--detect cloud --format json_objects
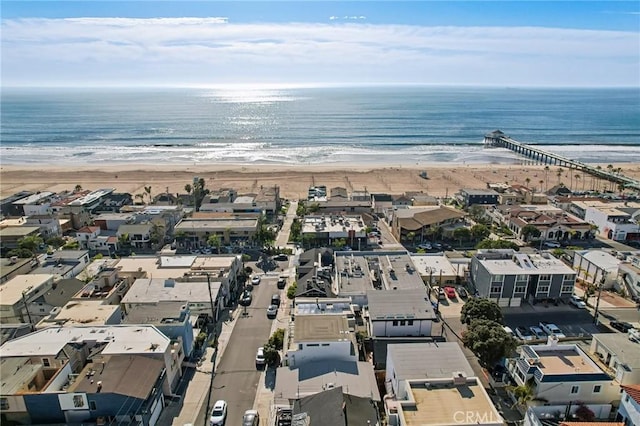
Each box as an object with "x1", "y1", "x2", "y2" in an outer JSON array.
[
  {"x1": 329, "y1": 15, "x2": 366, "y2": 21},
  {"x1": 1, "y1": 17, "x2": 638, "y2": 86}
]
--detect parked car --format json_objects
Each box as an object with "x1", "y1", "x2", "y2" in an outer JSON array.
[
  {"x1": 251, "y1": 275, "x2": 261, "y2": 285},
  {"x1": 210, "y1": 400, "x2": 227, "y2": 426},
  {"x1": 628, "y1": 328, "x2": 640, "y2": 343},
  {"x1": 432, "y1": 243, "x2": 443, "y2": 250},
  {"x1": 266, "y1": 304, "x2": 278, "y2": 318},
  {"x1": 539, "y1": 321, "x2": 566, "y2": 338},
  {"x1": 277, "y1": 277, "x2": 287, "y2": 289},
  {"x1": 569, "y1": 295, "x2": 587, "y2": 309},
  {"x1": 271, "y1": 293, "x2": 281, "y2": 307},
  {"x1": 543, "y1": 241, "x2": 561, "y2": 248},
  {"x1": 515, "y1": 326, "x2": 534, "y2": 341},
  {"x1": 529, "y1": 326, "x2": 547, "y2": 340},
  {"x1": 239, "y1": 290, "x2": 253, "y2": 306},
  {"x1": 433, "y1": 286, "x2": 446, "y2": 300},
  {"x1": 503, "y1": 326, "x2": 515, "y2": 338},
  {"x1": 273, "y1": 254, "x2": 288, "y2": 261},
  {"x1": 242, "y1": 409, "x2": 260, "y2": 426},
  {"x1": 610, "y1": 320, "x2": 634, "y2": 333},
  {"x1": 255, "y1": 347, "x2": 265, "y2": 368},
  {"x1": 444, "y1": 286, "x2": 456, "y2": 299},
  {"x1": 457, "y1": 287, "x2": 468, "y2": 298},
  {"x1": 417, "y1": 243, "x2": 432, "y2": 250}
]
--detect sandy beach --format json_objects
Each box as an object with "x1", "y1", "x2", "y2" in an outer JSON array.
[{"x1": 2, "y1": 162, "x2": 640, "y2": 200}]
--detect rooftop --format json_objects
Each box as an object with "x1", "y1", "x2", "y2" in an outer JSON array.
[
  {"x1": 410, "y1": 254, "x2": 459, "y2": 278},
  {"x1": 576, "y1": 250, "x2": 621, "y2": 270},
  {"x1": 175, "y1": 217, "x2": 258, "y2": 231},
  {"x1": 37, "y1": 301, "x2": 120, "y2": 328},
  {"x1": 519, "y1": 344, "x2": 610, "y2": 382},
  {"x1": 367, "y1": 289, "x2": 436, "y2": 321},
  {"x1": 293, "y1": 315, "x2": 352, "y2": 342},
  {"x1": 334, "y1": 251, "x2": 425, "y2": 297},
  {"x1": 301, "y1": 215, "x2": 366, "y2": 235},
  {"x1": 122, "y1": 278, "x2": 221, "y2": 305},
  {"x1": 68, "y1": 354, "x2": 165, "y2": 399},
  {"x1": 0, "y1": 226, "x2": 41, "y2": 237},
  {"x1": 478, "y1": 251, "x2": 575, "y2": 275},
  {"x1": 0, "y1": 274, "x2": 54, "y2": 305},
  {"x1": 592, "y1": 333, "x2": 640, "y2": 370},
  {"x1": 387, "y1": 343, "x2": 475, "y2": 380},
  {"x1": 460, "y1": 188, "x2": 500, "y2": 196},
  {"x1": 396, "y1": 378, "x2": 501, "y2": 426},
  {"x1": 0, "y1": 325, "x2": 170, "y2": 358},
  {"x1": 12, "y1": 191, "x2": 54, "y2": 205}
]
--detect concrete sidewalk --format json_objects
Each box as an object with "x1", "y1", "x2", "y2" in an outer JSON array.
[{"x1": 156, "y1": 307, "x2": 241, "y2": 426}]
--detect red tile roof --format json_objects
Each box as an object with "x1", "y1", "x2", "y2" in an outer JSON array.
[{"x1": 622, "y1": 384, "x2": 640, "y2": 404}]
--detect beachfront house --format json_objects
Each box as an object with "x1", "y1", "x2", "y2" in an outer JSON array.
[
  {"x1": 470, "y1": 249, "x2": 576, "y2": 306},
  {"x1": 300, "y1": 214, "x2": 368, "y2": 249},
  {"x1": 173, "y1": 214, "x2": 259, "y2": 248},
  {"x1": 456, "y1": 188, "x2": 500, "y2": 208}
]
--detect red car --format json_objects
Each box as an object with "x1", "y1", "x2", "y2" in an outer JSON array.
[{"x1": 444, "y1": 286, "x2": 456, "y2": 299}]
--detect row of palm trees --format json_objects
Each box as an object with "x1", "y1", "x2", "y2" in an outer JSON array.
[{"x1": 530, "y1": 164, "x2": 626, "y2": 193}]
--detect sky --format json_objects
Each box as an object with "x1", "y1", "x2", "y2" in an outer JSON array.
[{"x1": 1, "y1": 1, "x2": 639, "y2": 87}]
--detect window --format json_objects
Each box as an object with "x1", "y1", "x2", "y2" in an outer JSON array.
[
  {"x1": 407, "y1": 320, "x2": 414, "y2": 326},
  {"x1": 516, "y1": 274, "x2": 528, "y2": 282},
  {"x1": 392, "y1": 320, "x2": 398, "y2": 326},
  {"x1": 564, "y1": 274, "x2": 574, "y2": 281},
  {"x1": 537, "y1": 285, "x2": 550, "y2": 293},
  {"x1": 306, "y1": 343, "x2": 319, "y2": 347},
  {"x1": 539, "y1": 275, "x2": 551, "y2": 281},
  {"x1": 593, "y1": 385, "x2": 601, "y2": 393},
  {"x1": 89, "y1": 401, "x2": 97, "y2": 410},
  {"x1": 73, "y1": 395, "x2": 85, "y2": 408},
  {"x1": 561, "y1": 285, "x2": 574, "y2": 293},
  {"x1": 400, "y1": 320, "x2": 406, "y2": 326},
  {"x1": 491, "y1": 285, "x2": 502, "y2": 294},
  {"x1": 42, "y1": 358, "x2": 50, "y2": 367},
  {"x1": 570, "y1": 385, "x2": 579, "y2": 394},
  {"x1": 492, "y1": 275, "x2": 504, "y2": 283},
  {"x1": 0, "y1": 398, "x2": 9, "y2": 410},
  {"x1": 514, "y1": 285, "x2": 527, "y2": 294}
]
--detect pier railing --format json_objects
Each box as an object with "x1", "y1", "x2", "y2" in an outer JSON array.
[{"x1": 484, "y1": 130, "x2": 640, "y2": 191}]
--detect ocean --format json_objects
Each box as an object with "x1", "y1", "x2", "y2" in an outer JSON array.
[{"x1": 1, "y1": 86, "x2": 639, "y2": 165}]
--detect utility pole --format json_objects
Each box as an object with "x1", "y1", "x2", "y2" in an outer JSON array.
[
  {"x1": 593, "y1": 271, "x2": 606, "y2": 325},
  {"x1": 22, "y1": 287, "x2": 34, "y2": 331}
]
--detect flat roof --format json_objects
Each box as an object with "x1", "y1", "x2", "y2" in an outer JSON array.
[
  {"x1": 410, "y1": 254, "x2": 459, "y2": 278},
  {"x1": 68, "y1": 354, "x2": 165, "y2": 399},
  {"x1": 334, "y1": 251, "x2": 425, "y2": 297},
  {"x1": 576, "y1": 250, "x2": 621, "y2": 270},
  {"x1": 367, "y1": 289, "x2": 436, "y2": 321},
  {"x1": 295, "y1": 298, "x2": 353, "y2": 316},
  {"x1": 400, "y1": 379, "x2": 501, "y2": 426},
  {"x1": 294, "y1": 315, "x2": 351, "y2": 342},
  {"x1": 12, "y1": 192, "x2": 54, "y2": 205},
  {"x1": 175, "y1": 218, "x2": 258, "y2": 231},
  {"x1": 521, "y1": 344, "x2": 606, "y2": 379},
  {"x1": 0, "y1": 325, "x2": 170, "y2": 358},
  {"x1": 480, "y1": 252, "x2": 575, "y2": 275},
  {"x1": 0, "y1": 274, "x2": 54, "y2": 305},
  {"x1": 38, "y1": 301, "x2": 120, "y2": 328},
  {"x1": 302, "y1": 215, "x2": 366, "y2": 234},
  {"x1": 460, "y1": 188, "x2": 500, "y2": 196},
  {"x1": 592, "y1": 334, "x2": 640, "y2": 369},
  {"x1": 387, "y1": 343, "x2": 475, "y2": 380},
  {"x1": 0, "y1": 226, "x2": 41, "y2": 237},
  {"x1": 68, "y1": 188, "x2": 114, "y2": 206},
  {"x1": 122, "y1": 278, "x2": 221, "y2": 304},
  {"x1": 0, "y1": 357, "x2": 41, "y2": 395}
]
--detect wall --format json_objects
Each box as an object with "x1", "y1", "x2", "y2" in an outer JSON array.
[
  {"x1": 371, "y1": 319, "x2": 433, "y2": 337},
  {"x1": 535, "y1": 379, "x2": 620, "y2": 405},
  {"x1": 286, "y1": 340, "x2": 354, "y2": 368},
  {"x1": 617, "y1": 391, "x2": 640, "y2": 426}
]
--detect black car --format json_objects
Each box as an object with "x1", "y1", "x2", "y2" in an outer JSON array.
[
  {"x1": 273, "y1": 254, "x2": 288, "y2": 261},
  {"x1": 277, "y1": 277, "x2": 287, "y2": 289},
  {"x1": 610, "y1": 320, "x2": 634, "y2": 332},
  {"x1": 239, "y1": 291, "x2": 253, "y2": 306},
  {"x1": 457, "y1": 287, "x2": 468, "y2": 298}
]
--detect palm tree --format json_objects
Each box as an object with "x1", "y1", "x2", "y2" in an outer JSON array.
[
  {"x1": 574, "y1": 174, "x2": 581, "y2": 192},
  {"x1": 525, "y1": 177, "x2": 531, "y2": 189},
  {"x1": 506, "y1": 380, "x2": 535, "y2": 409},
  {"x1": 74, "y1": 184, "x2": 83, "y2": 193},
  {"x1": 556, "y1": 167, "x2": 563, "y2": 184},
  {"x1": 539, "y1": 180, "x2": 544, "y2": 192},
  {"x1": 544, "y1": 165, "x2": 550, "y2": 190},
  {"x1": 184, "y1": 184, "x2": 192, "y2": 207}
]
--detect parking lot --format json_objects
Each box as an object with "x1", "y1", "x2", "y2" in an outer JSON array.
[{"x1": 503, "y1": 305, "x2": 607, "y2": 339}]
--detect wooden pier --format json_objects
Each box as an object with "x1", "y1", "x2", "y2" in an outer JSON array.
[{"x1": 484, "y1": 130, "x2": 640, "y2": 191}]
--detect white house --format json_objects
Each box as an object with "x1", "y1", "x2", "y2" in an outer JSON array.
[
  {"x1": 573, "y1": 250, "x2": 620, "y2": 289},
  {"x1": 590, "y1": 333, "x2": 640, "y2": 386},
  {"x1": 617, "y1": 385, "x2": 640, "y2": 426},
  {"x1": 75, "y1": 226, "x2": 101, "y2": 249},
  {"x1": 284, "y1": 315, "x2": 356, "y2": 369},
  {"x1": 507, "y1": 339, "x2": 619, "y2": 405},
  {"x1": 366, "y1": 289, "x2": 436, "y2": 337}
]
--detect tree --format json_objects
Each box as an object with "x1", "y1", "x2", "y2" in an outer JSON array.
[
  {"x1": 525, "y1": 177, "x2": 531, "y2": 188},
  {"x1": 521, "y1": 224, "x2": 541, "y2": 242},
  {"x1": 544, "y1": 165, "x2": 550, "y2": 190},
  {"x1": 453, "y1": 227, "x2": 471, "y2": 246},
  {"x1": 556, "y1": 167, "x2": 563, "y2": 183},
  {"x1": 333, "y1": 238, "x2": 347, "y2": 249},
  {"x1": 46, "y1": 236, "x2": 66, "y2": 249},
  {"x1": 461, "y1": 298, "x2": 503, "y2": 324},
  {"x1": 184, "y1": 183, "x2": 192, "y2": 207},
  {"x1": 192, "y1": 178, "x2": 209, "y2": 211},
  {"x1": 406, "y1": 231, "x2": 416, "y2": 244},
  {"x1": 470, "y1": 224, "x2": 490, "y2": 241},
  {"x1": 468, "y1": 205, "x2": 487, "y2": 224},
  {"x1": 268, "y1": 328, "x2": 285, "y2": 350},
  {"x1": 207, "y1": 234, "x2": 222, "y2": 251},
  {"x1": 506, "y1": 381, "x2": 535, "y2": 408},
  {"x1": 462, "y1": 319, "x2": 517, "y2": 366},
  {"x1": 74, "y1": 184, "x2": 83, "y2": 193},
  {"x1": 286, "y1": 281, "x2": 297, "y2": 299},
  {"x1": 290, "y1": 219, "x2": 302, "y2": 242},
  {"x1": 574, "y1": 403, "x2": 595, "y2": 421},
  {"x1": 6, "y1": 248, "x2": 34, "y2": 258},
  {"x1": 18, "y1": 235, "x2": 43, "y2": 253},
  {"x1": 539, "y1": 180, "x2": 544, "y2": 192},
  {"x1": 475, "y1": 239, "x2": 519, "y2": 250},
  {"x1": 296, "y1": 200, "x2": 307, "y2": 216}
]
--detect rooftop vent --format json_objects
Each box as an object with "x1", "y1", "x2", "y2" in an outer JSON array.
[{"x1": 452, "y1": 372, "x2": 467, "y2": 385}]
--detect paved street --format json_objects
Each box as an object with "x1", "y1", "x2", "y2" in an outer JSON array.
[
  {"x1": 275, "y1": 200, "x2": 297, "y2": 249},
  {"x1": 193, "y1": 275, "x2": 278, "y2": 426}
]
